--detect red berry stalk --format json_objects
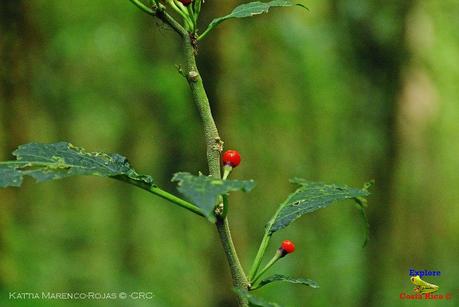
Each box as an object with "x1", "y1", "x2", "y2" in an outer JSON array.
[
  {"x1": 251, "y1": 240, "x2": 296, "y2": 285},
  {"x1": 222, "y1": 150, "x2": 241, "y2": 180}
]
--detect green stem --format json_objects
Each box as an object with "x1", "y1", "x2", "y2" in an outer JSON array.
[
  {"x1": 115, "y1": 177, "x2": 205, "y2": 217},
  {"x1": 182, "y1": 36, "x2": 221, "y2": 177},
  {"x1": 182, "y1": 34, "x2": 249, "y2": 307},
  {"x1": 251, "y1": 251, "x2": 281, "y2": 285},
  {"x1": 129, "y1": 0, "x2": 155, "y2": 15},
  {"x1": 167, "y1": 0, "x2": 194, "y2": 31},
  {"x1": 130, "y1": 2, "x2": 249, "y2": 304},
  {"x1": 216, "y1": 218, "x2": 249, "y2": 303},
  {"x1": 248, "y1": 232, "x2": 271, "y2": 282},
  {"x1": 129, "y1": 0, "x2": 188, "y2": 38},
  {"x1": 248, "y1": 196, "x2": 287, "y2": 281},
  {"x1": 148, "y1": 185, "x2": 204, "y2": 217},
  {"x1": 197, "y1": 25, "x2": 212, "y2": 41}
]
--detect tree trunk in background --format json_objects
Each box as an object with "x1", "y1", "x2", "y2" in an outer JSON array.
[
  {"x1": 331, "y1": 1, "x2": 414, "y2": 306},
  {"x1": 0, "y1": 0, "x2": 36, "y2": 151},
  {"x1": 0, "y1": 0, "x2": 36, "y2": 289}
]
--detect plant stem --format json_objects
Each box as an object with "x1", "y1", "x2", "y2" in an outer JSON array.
[
  {"x1": 249, "y1": 196, "x2": 286, "y2": 281},
  {"x1": 251, "y1": 250, "x2": 281, "y2": 284},
  {"x1": 182, "y1": 36, "x2": 221, "y2": 177},
  {"x1": 129, "y1": 0, "x2": 188, "y2": 38},
  {"x1": 115, "y1": 177, "x2": 205, "y2": 217},
  {"x1": 216, "y1": 218, "x2": 249, "y2": 305},
  {"x1": 149, "y1": 186, "x2": 204, "y2": 216},
  {"x1": 129, "y1": 0, "x2": 154, "y2": 15},
  {"x1": 129, "y1": 2, "x2": 249, "y2": 304},
  {"x1": 182, "y1": 34, "x2": 249, "y2": 306},
  {"x1": 197, "y1": 26, "x2": 212, "y2": 41},
  {"x1": 248, "y1": 231, "x2": 271, "y2": 281}
]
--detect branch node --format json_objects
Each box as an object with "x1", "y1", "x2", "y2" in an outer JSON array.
[
  {"x1": 190, "y1": 33, "x2": 198, "y2": 53},
  {"x1": 187, "y1": 70, "x2": 199, "y2": 82},
  {"x1": 175, "y1": 64, "x2": 187, "y2": 78},
  {"x1": 214, "y1": 203, "x2": 224, "y2": 217},
  {"x1": 213, "y1": 137, "x2": 224, "y2": 153}
]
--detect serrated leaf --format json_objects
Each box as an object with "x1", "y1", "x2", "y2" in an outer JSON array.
[
  {"x1": 269, "y1": 179, "x2": 370, "y2": 234},
  {"x1": 172, "y1": 172, "x2": 255, "y2": 221},
  {"x1": 255, "y1": 274, "x2": 319, "y2": 290},
  {"x1": 199, "y1": 0, "x2": 307, "y2": 39},
  {"x1": 234, "y1": 289, "x2": 282, "y2": 307},
  {"x1": 0, "y1": 142, "x2": 153, "y2": 188}
]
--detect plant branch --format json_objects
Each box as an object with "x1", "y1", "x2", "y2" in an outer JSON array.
[
  {"x1": 182, "y1": 34, "x2": 249, "y2": 306},
  {"x1": 131, "y1": 1, "x2": 250, "y2": 303},
  {"x1": 182, "y1": 35, "x2": 222, "y2": 177},
  {"x1": 129, "y1": 0, "x2": 188, "y2": 37},
  {"x1": 216, "y1": 218, "x2": 249, "y2": 304},
  {"x1": 129, "y1": 0, "x2": 154, "y2": 15}
]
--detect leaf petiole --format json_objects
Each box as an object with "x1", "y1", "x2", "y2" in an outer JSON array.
[
  {"x1": 248, "y1": 232, "x2": 272, "y2": 282},
  {"x1": 115, "y1": 176, "x2": 205, "y2": 218},
  {"x1": 251, "y1": 249, "x2": 282, "y2": 286}
]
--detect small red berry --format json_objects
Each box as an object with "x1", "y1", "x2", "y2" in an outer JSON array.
[
  {"x1": 178, "y1": 0, "x2": 193, "y2": 6},
  {"x1": 281, "y1": 240, "x2": 295, "y2": 254},
  {"x1": 222, "y1": 150, "x2": 241, "y2": 168}
]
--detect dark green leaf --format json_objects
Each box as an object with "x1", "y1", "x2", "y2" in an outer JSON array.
[
  {"x1": 200, "y1": 1, "x2": 307, "y2": 39},
  {"x1": 172, "y1": 172, "x2": 255, "y2": 221},
  {"x1": 0, "y1": 142, "x2": 153, "y2": 188},
  {"x1": 254, "y1": 274, "x2": 319, "y2": 290},
  {"x1": 269, "y1": 179, "x2": 370, "y2": 234},
  {"x1": 234, "y1": 289, "x2": 282, "y2": 307}
]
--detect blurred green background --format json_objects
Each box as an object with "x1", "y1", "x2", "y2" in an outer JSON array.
[{"x1": 0, "y1": 0, "x2": 458, "y2": 306}]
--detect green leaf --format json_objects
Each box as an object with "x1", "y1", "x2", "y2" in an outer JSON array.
[
  {"x1": 172, "y1": 172, "x2": 255, "y2": 221},
  {"x1": 199, "y1": 0, "x2": 307, "y2": 40},
  {"x1": 234, "y1": 289, "x2": 282, "y2": 307},
  {"x1": 254, "y1": 274, "x2": 319, "y2": 290},
  {"x1": 0, "y1": 142, "x2": 153, "y2": 188},
  {"x1": 269, "y1": 179, "x2": 370, "y2": 234}
]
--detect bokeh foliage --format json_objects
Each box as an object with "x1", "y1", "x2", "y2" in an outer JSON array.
[{"x1": 0, "y1": 0, "x2": 458, "y2": 306}]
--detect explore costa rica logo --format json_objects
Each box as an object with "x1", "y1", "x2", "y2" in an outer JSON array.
[
  {"x1": 410, "y1": 275, "x2": 439, "y2": 294},
  {"x1": 399, "y1": 268, "x2": 452, "y2": 300}
]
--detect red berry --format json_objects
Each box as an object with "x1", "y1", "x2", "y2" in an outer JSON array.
[
  {"x1": 222, "y1": 150, "x2": 241, "y2": 168},
  {"x1": 281, "y1": 240, "x2": 295, "y2": 254},
  {"x1": 178, "y1": 0, "x2": 193, "y2": 6}
]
